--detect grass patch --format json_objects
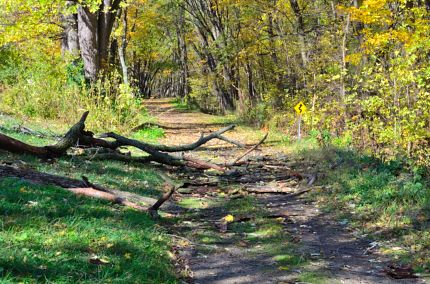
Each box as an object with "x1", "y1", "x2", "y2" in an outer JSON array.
[
  {"x1": 170, "y1": 98, "x2": 199, "y2": 112},
  {"x1": 177, "y1": 197, "x2": 219, "y2": 209},
  {"x1": 131, "y1": 127, "x2": 165, "y2": 142},
  {"x1": 0, "y1": 120, "x2": 179, "y2": 282},
  {"x1": 0, "y1": 178, "x2": 177, "y2": 283},
  {"x1": 297, "y1": 147, "x2": 430, "y2": 272}
]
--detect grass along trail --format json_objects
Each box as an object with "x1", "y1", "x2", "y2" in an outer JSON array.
[{"x1": 145, "y1": 98, "x2": 428, "y2": 284}]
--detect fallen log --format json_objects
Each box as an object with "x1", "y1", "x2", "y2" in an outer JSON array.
[
  {"x1": 100, "y1": 124, "x2": 237, "y2": 153},
  {"x1": 0, "y1": 111, "x2": 233, "y2": 172},
  {"x1": 98, "y1": 132, "x2": 226, "y2": 171},
  {"x1": 0, "y1": 111, "x2": 89, "y2": 158},
  {"x1": 0, "y1": 164, "x2": 174, "y2": 214},
  {"x1": 245, "y1": 185, "x2": 297, "y2": 194}
]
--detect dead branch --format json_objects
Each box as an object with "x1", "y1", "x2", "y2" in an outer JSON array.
[
  {"x1": 97, "y1": 132, "x2": 226, "y2": 171},
  {"x1": 227, "y1": 132, "x2": 268, "y2": 166},
  {"x1": 0, "y1": 112, "x2": 234, "y2": 172},
  {"x1": 147, "y1": 172, "x2": 184, "y2": 217},
  {"x1": 0, "y1": 111, "x2": 89, "y2": 158},
  {"x1": 101, "y1": 124, "x2": 237, "y2": 152},
  {"x1": 183, "y1": 155, "x2": 226, "y2": 172},
  {"x1": 216, "y1": 134, "x2": 245, "y2": 148},
  {"x1": 245, "y1": 185, "x2": 297, "y2": 194},
  {"x1": 0, "y1": 164, "x2": 181, "y2": 214}
]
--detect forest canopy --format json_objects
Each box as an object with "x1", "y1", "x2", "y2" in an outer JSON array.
[{"x1": 0, "y1": 0, "x2": 429, "y2": 165}]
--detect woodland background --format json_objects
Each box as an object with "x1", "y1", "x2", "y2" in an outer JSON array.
[{"x1": 0, "y1": 0, "x2": 429, "y2": 167}]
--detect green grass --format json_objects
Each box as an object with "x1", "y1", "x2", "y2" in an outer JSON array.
[
  {"x1": 131, "y1": 127, "x2": 165, "y2": 142},
  {"x1": 170, "y1": 98, "x2": 199, "y2": 112},
  {"x1": 0, "y1": 178, "x2": 176, "y2": 283},
  {"x1": 297, "y1": 147, "x2": 430, "y2": 272},
  {"x1": 0, "y1": 119, "x2": 179, "y2": 283}
]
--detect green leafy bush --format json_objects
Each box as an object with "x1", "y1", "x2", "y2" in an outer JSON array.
[{"x1": 0, "y1": 52, "x2": 144, "y2": 132}]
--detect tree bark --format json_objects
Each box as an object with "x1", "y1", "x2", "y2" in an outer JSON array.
[
  {"x1": 0, "y1": 112, "x2": 89, "y2": 158},
  {"x1": 76, "y1": 0, "x2": 122, "y2": 81},
  {"x1": 78, "y1": 6, "x2": 99, "y2": 81},
  {"x1": 61, "y1": 1, "x2": 80, "y2": 56},
  {"x1": 118, "y1": 7, "x2": 129, "y2": 84}
]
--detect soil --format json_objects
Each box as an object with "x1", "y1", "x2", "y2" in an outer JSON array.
[{"x1": 145, "y1": 98, "x2": 427, "y2": 284}]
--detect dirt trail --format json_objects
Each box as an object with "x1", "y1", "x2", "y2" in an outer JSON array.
[{"x1": 145, "y1": 98, "x2": 426, "y2": 284}]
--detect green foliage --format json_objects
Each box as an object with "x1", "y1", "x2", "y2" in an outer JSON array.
[
  {"x1": 0, "y1": 45, "x2": 21, "y2": 85},
  {"x1": 171, "y1": 97, "x2": 199, "y2": 112},
  {"x1": 310, "y1": 148, "x2": 430, "y2": 271},
  {"x1": 66, "y1": 59, "x2": 85, "y2": 87},
  {"x1": 0, "y1": 52, "x2": 144, "y2": 132},
  {"x1": 132, "y1": 127, "x2": 165, "y2": 142},
  {"x1": 240, "y1": 102, "x2": 269, "y2": 127}
]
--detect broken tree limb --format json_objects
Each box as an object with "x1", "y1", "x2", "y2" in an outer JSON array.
[
  {"x1": 183, "y1": 155, "x2": 227, "y2": 172},
  {"x1": 0, "y1": 111, "x2": 89, "y2": 158},
  {"x1": 97, "y1": 132, "x2": 226, "y2": 171},
  {"x1": 0, "y1": 164, "x2": 153, "y2": 213},
  {"x1": 227, "y1": 132, "x2": 269, "y2": 166},
  {"x1": 101, "y1": 124, "x2": 237, "y2": 153},
  {"x1": 147, "y1": 172, "x2": 184, "y2": 217},
  {"x1": 217, "y1": 134, "x2": 245, "y2": 148}
]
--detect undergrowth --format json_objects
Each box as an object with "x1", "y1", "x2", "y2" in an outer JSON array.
[
  {"x1": 298, "y1": 146, "x2": 430, "y2": 272},
  {"x1": 0, "y1": 48, "x2": 144, "y2": 133}
]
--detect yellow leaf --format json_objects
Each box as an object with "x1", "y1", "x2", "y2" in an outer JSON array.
[{"x1": 224, "y1": 214, "x2": 234, "y2": 223}]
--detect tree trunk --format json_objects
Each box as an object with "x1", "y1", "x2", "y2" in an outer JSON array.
[
  {"x1": 61, "y1": 1, "x2": 79, "y2": 56},
  {"x1": 77, "y1": 0, "x2": 121, "y2": 81},
  {"x1": 118, "y1": 7, "x2": 129, "y2": 84},
  {"x1": 176, "y1": 6, "x2": 189, "y2": 98},
  {"x1": 289, "y1": 0, "x2": 308, "y2": 67},
  {"x1": 78, "y1": 6, "x2": 99, "y2": 81}
]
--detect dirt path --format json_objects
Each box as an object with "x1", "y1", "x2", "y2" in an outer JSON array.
[{"x1": 145, "y1": 98, "x2": 426, "y2": 284}]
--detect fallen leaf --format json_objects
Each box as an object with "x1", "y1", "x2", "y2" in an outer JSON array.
[
  {"x1": 89, "y1": 255, "x2": 110, "y2": 265},
  {"x1": 223, "y1": 214, "x2": 234, "y2": 223}
]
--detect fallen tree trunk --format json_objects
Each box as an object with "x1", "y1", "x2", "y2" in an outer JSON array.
[
  {"x1": 99, "y1": 124, "x2": 237, "y2": 152},
  {"x1": 0, "y1": 164, "x2": 174, "y2": 213},
  {"x1": 0, "y1": 111, "x2": 230, "y2": 171},
  {"x1": 0, "y1": 111, "x2": 89, "y2": 158},
  {"x1": 97, "y1": 132, "x2": 227, "y2": 171}
]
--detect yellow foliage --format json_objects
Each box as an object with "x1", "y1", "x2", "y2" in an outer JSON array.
[{"x1": 223, "y1": 214, "x2": 234, "y2": 223}]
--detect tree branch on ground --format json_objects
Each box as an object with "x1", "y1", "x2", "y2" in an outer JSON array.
[
  {"x1": 0, "y1": 164, "x2": 178, "y2": 214},
  {"x1": 227, "y1": 132, "x2": 268, "y2": 166},
  {"x1": 0, "y1": 111, "x2": 89, "y2": 158}
]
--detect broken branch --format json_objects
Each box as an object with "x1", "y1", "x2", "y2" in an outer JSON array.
[{"x1": 228, "y1": 132, "x2": 268, "y2": 166}]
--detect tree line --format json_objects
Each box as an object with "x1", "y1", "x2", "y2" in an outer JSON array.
[{"x1": 0, "y1": 0, "x2": 429, "y2": 165}]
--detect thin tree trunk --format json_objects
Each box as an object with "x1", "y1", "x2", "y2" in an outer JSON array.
[
  {"x1": 118, "y1": 7, "x2": 129, "y2": 84},
  {"x1": 289, "y1": 0, "x2": 308, "y2": 67}
]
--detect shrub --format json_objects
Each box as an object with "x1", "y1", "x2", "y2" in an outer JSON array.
[{"x1": 0, "y1": 51, "x2": 144, "y2": 133}]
